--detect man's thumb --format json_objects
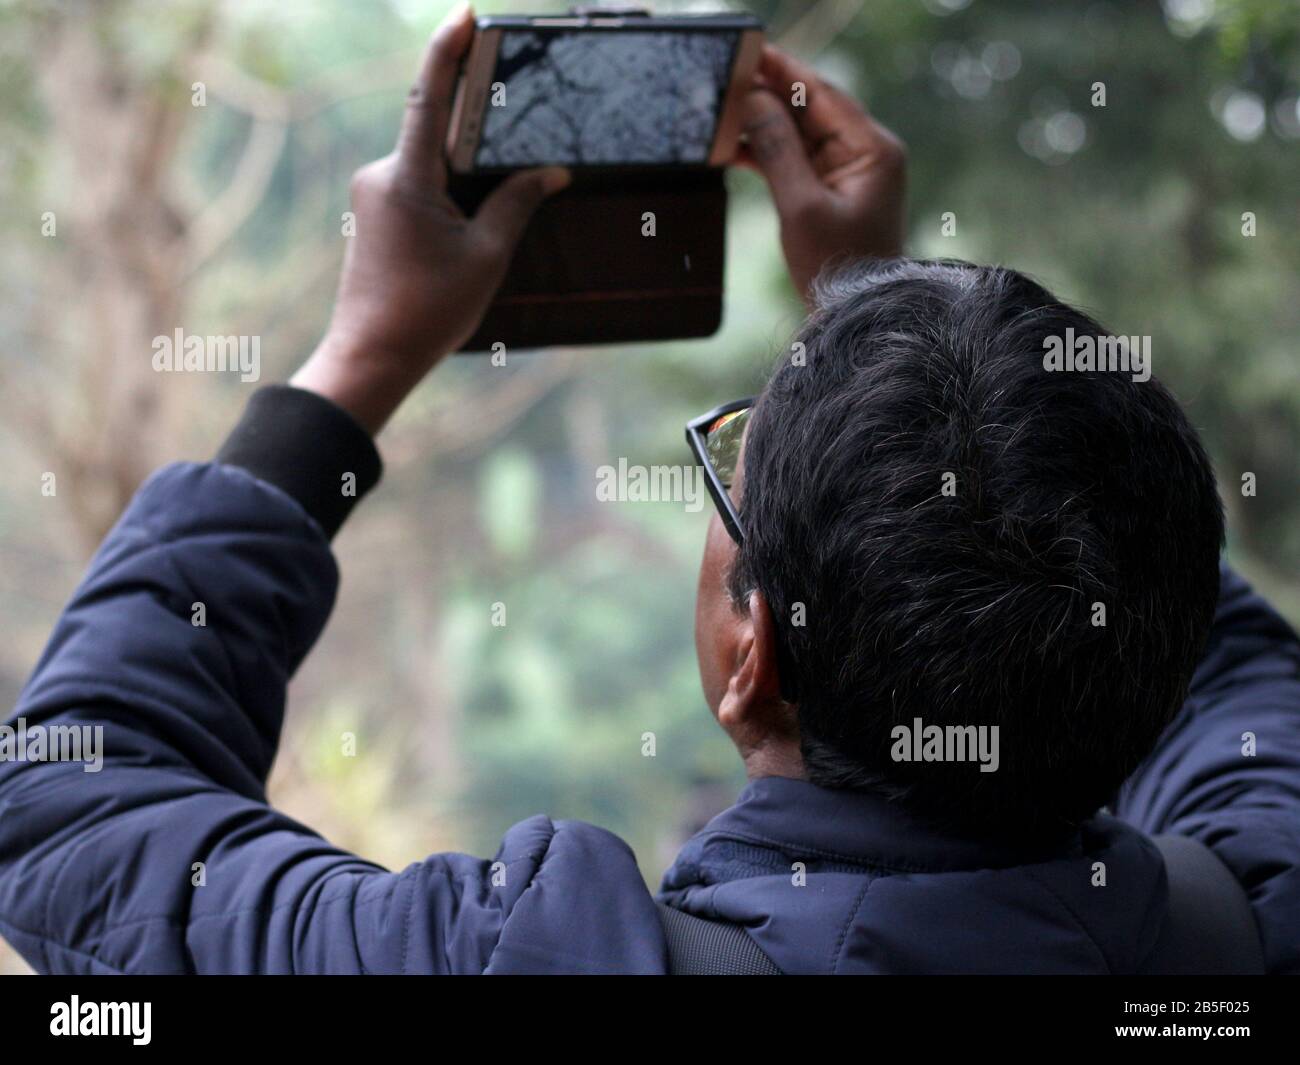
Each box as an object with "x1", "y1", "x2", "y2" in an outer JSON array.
[{"x1": 476, "y1": 166, "x2": 571, "y2": 250}]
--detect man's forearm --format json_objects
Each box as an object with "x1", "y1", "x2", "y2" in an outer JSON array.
[
  {"x1": 0, "y1": 447, "x2": 350, "y2": 971},
  {"x1": 289, "y1": 337, "x2": 428, "y2": 437}
]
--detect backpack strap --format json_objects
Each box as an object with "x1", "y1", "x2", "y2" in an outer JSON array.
[
  {"x1": 657, "y1": 902, "x2": 782, "y2": 975},
  {"x1": 1143, "y1": 834, "x2": 1265, "y2": 974}
]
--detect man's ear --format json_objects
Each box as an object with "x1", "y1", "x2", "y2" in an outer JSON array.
[{"x1": 717, "y1": 590, "x2": 792, "y2": 737}]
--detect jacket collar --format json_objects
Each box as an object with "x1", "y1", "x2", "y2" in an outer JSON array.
[{"x1": 665, "y1": 775, "x2": 1083, "y2": 883}]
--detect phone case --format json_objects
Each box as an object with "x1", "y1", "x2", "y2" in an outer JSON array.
[{"x1": 448, "y1": 168, "x2": 727, "y2": 351}]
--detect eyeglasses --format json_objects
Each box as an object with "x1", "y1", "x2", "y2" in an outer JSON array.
[{"x1": 685, "y1": 397, "x2": 754, "y2": 545}]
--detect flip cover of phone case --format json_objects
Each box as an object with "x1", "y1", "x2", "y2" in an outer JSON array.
[{"x1": 449, "y1": 168, "x2": 726, "y2": 351}]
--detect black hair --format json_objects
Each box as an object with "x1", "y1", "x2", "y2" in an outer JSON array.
[{"x1": 730, "y1": 258, "x2": 1224, "y2": 837}]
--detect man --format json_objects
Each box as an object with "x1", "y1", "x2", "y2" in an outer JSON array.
[{"x1": 1, "y1": 6, "x2": 1297, "y2": 975}]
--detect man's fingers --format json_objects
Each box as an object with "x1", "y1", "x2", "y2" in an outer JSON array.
[
  {"x1": 740, "y1": 88, "x2": 823, "y2": 217},
  {"x1": 395, "y1": 1, "x2": 475, "y2": 187},
  {"x1": 475, "y1": 167, "x2": 571, "y2": 253},
  {"x1": 758, "y1": 44, "x2": 897, "y2": 170},
  {"x1": 759, "y1": 45, "x2": 848, "y2": 126}
]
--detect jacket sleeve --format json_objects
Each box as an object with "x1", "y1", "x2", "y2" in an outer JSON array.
[
  {"x1": 0, "y1": 391, "x2": 659, "y2": 974},
  {"x1": 1114, "y1": 561, "x2": 1300, "y2": 974}
]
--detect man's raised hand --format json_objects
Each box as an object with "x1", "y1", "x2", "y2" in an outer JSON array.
[
  {"x1": 293, "y1": 2, "x2": 569, "y2": 434},
  {"x1": 739, "y1": 45, "x2": 907, "y2": 302}
]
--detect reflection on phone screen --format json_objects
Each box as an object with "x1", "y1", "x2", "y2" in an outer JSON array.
[{"x1": 477, "y1": 30, "x2": 741, "y2": 167}]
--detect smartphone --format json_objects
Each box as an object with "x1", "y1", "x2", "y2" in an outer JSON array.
[{"x1": 447, "y1": 10, "x2": 764, "y2": 173}]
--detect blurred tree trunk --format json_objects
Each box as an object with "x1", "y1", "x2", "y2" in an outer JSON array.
[{"x1": 27, "y1": 1, "x2": 215, "y2": 549}]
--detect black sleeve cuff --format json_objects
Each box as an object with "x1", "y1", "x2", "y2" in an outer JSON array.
[{"x1": 215, "y1": 385, "x2": 383, "y2": 539}]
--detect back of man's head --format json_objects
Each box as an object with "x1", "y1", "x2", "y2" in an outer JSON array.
[{"x1": 733, "y1": 258, "x2": 1225, "y2": 837}]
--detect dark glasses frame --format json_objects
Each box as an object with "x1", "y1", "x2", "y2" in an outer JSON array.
[{"x1": 685, "y1": 396, "x2": 755, "y2": 545}]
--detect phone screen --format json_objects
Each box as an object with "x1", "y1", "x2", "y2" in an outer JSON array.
[{"x1": 475, "y1": 29, "x2": 742, "y2": 168}]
